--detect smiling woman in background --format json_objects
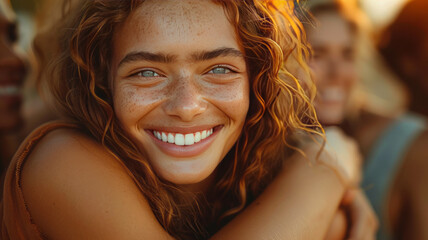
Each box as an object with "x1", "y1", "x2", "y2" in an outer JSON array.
[
  {"x1": 1, "y1": 0, "x2": 372, "y2": 239},
  {"x1": 303, "y1": 0, "x2": 428, "y2": 239}
]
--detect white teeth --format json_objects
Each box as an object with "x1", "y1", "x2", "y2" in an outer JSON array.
[
  {"x1": 153, "y1": 128, "x2": 214, "y2": 146},
  {"x1": 184, "y1": 134, "x2": 194, "y2": 145},
  {"x1": 168, "y1": 133, "x2": 174, "y2": 143},
  {"x1": 153, "y1": 131, "x2": 162, "y2": 141},
  {"x1": 175, "y1": 134, "x2": 185, "y2": 146},
  {"x1": 161, "y1": 132, "x2": 167, "y2": 142},
  {"x1": 194, "y1": 132, "x2": 201, "y2": 143},
  {"x1": 0, "y1": 86, "x2": 20, "y2": 96}
]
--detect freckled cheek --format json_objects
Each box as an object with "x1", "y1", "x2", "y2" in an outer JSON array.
[
  {"x1": 113, "y1": 85, "x2": 166, "y2": 125},
  {"x1": 204, "y1": 82, "x2": 250, "y2": 121}
]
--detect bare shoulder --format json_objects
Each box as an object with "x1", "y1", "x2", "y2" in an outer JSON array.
[
  {"x1": 21, "y1": 128, "x2": 172, "y2": 240},
  {"x1": 23, "y1": 128, "x2": 122, "y2": 176}
]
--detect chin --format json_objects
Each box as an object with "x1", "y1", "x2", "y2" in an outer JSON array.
[
  {"x1": 158, "y1": 168, "x2": 212, "y2": 185},
  {"x1": 316, "y1": 107, "x2": 345, "y2": 126},
  {"x1": 152, "y1": 161, "x2": 219, "y2": 193},
  {"x1": 147, "y1": 148, "x2": 223, "y2": 187}
]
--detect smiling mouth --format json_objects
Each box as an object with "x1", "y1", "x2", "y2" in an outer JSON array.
[{"x1": 151, "y1": 126, "x2": 222, "y2": 147}]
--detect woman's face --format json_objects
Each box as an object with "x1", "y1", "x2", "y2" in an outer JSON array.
[
  {"x1": 0, "y1": 2, "x2": 25, "y2": 132},
  {"x1": 111, "y1": 0, "x2": 249, "y2": 189},
  {"x1": 307, "y1": 11, "x2": 358, "y2": 125}
]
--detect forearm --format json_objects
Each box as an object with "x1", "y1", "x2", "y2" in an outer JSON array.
[{"x1": 211, "y1": 155, "x2": 346, "y2": 240}]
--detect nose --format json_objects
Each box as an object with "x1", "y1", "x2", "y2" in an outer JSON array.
[{"x1": 163, "y1": 76, "x2": 207, "y2": 122}]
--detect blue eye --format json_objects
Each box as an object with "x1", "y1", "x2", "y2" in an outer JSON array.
[
  {"x1": 136, "y1": 70, "x2": 160, "y2": 77},
  {"x1": 208, "y1": 67, "x2": 231, "y2": 74}
]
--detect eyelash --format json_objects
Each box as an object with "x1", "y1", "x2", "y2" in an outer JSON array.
[
  {"x1": 129, "y1": 65, "x2": 237, "y2": 79},
  {"x1": 130, "y1": 69, "x2": 163, "y2": 78},
  {"x1": 207, "y1": 65, "x2": 236, "y2": 75}
]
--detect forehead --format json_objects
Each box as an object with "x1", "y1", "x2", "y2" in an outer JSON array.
[
  {"x1": 112, "y1": 0, "x2": 239, "y2": 64},
  {"x1": 307, "y1": 11, "x2": 354, "y2": 47}
]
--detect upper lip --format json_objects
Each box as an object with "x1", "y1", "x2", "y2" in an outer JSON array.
[{"x1": 146, "y1": 124, "x2": 221, "y2": 134}]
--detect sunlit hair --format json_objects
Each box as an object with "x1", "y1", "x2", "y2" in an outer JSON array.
[{"x1": 39, "y1": 0, "x2": 320, "y2": 239}]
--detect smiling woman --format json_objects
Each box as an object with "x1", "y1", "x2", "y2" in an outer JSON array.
[
  {"x1": 111, "y1": 3, "x2": 249, "y2": 186},
  {"x1": 1, "y1": 0, "x2": 366, "y2": 239}
]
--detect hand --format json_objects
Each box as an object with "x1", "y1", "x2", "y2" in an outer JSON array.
[
  {"x1": 324, "y1": 189, "x2": 378, "y2": 240},
  {"x1": 324, "y1": 208, "x2": 347, "y2": 240},
  {"x1": 344, "y1": 189, "x2": 378, "y2": 240}
]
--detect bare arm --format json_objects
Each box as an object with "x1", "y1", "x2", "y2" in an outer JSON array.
[
  {"x1": 22, "y1": 129, "x2": 173, "y2": 240},
  {"x1": 212, "y1": 150, "x2": 346, "y2": 240},
  {"x1": 21, "y1": 129, "x2": 354, "y2": 240},
  {"x1": 213, "y1": 127, "x2": 363, "y2": 239}
]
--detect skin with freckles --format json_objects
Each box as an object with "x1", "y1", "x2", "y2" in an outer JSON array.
[{"x1": 111, "y1": 0, "x2": 249, "y2": 190}]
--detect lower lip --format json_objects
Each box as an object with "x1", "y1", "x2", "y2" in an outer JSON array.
[{"x1": 147, "y1": 126, "x2": 222, "y2": 158}]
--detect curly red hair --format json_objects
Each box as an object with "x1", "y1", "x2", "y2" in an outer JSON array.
[{"x1": 39, "y1": 0, "x2": 321, "y2": 239}]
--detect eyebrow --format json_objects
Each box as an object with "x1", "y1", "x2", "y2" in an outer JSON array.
[
  {"x1": 190, "y1": 47, "x2": 243, "y2": 62},
  {"x1": 118, "y1": 47, "x2": 244, "y2": 67},
  {"x1": 118, "y1": 51, "x2": 177, "y2": 66}
]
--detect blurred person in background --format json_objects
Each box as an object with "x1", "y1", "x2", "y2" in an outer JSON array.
[
  {"x1": 379, "y1": 0, "x2": 428, "y2": 118},
  {"x1": 0, "y1": 0, "x2": 26, "y2": 173},
  {"x1": 301, "y1": 0, "x2": 428, "y2": 239},
  {"x1": 15, "y1": 0, "x2": 61, "y2": 137}
]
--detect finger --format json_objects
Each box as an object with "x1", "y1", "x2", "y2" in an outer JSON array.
[
  {"x1": 360, "y1": 227, "x2": 376, "y2": 240},
  {"x1": 325, "y1": 209, "x2": 347, "y2": 240},
  {"x1": 341, "y1": 189, "x2": 356, "y2": 206},
  {"x1": 347, "y1": 191, "x2": 378, "y2": 240}
]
